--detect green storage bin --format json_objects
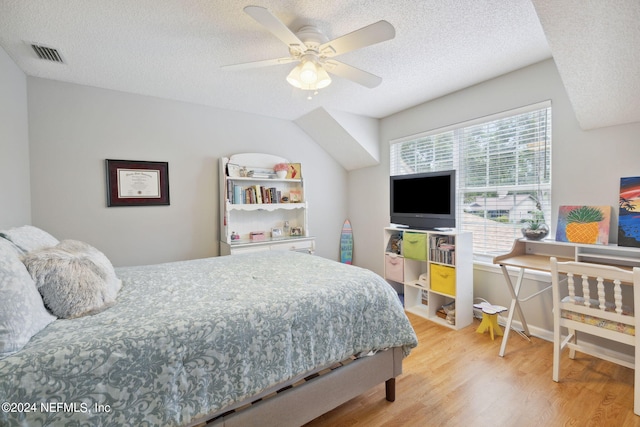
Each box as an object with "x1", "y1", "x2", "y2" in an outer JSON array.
[{"x1": 403, "y1": 232, "x2": 427, "y2": 260}]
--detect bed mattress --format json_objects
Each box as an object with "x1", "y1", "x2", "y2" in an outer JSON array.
[{"x1": 0, "y1": 251, "x2": 417, "y2": 426}]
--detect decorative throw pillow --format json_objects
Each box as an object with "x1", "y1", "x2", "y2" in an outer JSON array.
[
  {"x1": 0, "y1": 225, "x2": 59, "y2": 254},
  {"x1": 0, "y1": 238, "x2": 56, "y2": 358},
  {"x1": 22, "y1": 240, "x2": 122, "y2": 319}
]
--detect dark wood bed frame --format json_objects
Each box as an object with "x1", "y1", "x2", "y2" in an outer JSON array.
[{"x1": 193, "y1": 346, "x2": 404, "y2": 427}]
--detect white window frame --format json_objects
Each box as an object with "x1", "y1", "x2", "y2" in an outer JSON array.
[{"x1": 389, "y1": 101, "x2": 552, "y2": 259}]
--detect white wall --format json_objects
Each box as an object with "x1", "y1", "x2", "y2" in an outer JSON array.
[
  {"x1": 26, "y1": 78, "x2": 348, "y2": 266},
  {"x1": 350, "y1": 58, "x2": 640, "y2": 334},
  {"x1": 7, "y1": 54, "x2": 640, "y2": 338},
  {"x1": 0, "y1": 46, "x2": 31, "y2": 227}
]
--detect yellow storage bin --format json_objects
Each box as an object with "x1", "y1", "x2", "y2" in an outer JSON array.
[
  {"x1": 430, "y1": 264, "x2": 456, "y2": 296},
  {"x1": 403, "y1": 232, "x2": 427, "y2": 260}
]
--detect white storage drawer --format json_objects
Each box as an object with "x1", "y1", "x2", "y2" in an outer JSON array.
[
  {"x1": 269, "y1": 238, "x2": 315, "y2": 253},
  {"x1": 385, "y1": 254, "x2": 404, "y2": 283},
  {"x1": 227, "y1": 238, "x2": 315, "y2": 255}
]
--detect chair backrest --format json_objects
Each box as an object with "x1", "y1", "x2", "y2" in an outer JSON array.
[{"x1": 550, "y1": 257, "x2": 640, "y2": 339}]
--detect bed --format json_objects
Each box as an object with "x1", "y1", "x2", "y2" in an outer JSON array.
[{"x1": 0, "y1": 226, "x2": 418, "y2": 427}]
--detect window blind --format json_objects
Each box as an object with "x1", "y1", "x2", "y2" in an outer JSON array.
[{"x1": 390, "y1": 101, "x2": 552, "y2": 256}]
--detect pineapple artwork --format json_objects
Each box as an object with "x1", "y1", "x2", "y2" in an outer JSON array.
[{"x1": 556, "y1": 205, "x2": 611, "y2": 245}]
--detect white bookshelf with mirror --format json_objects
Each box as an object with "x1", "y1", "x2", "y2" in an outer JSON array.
[{"x1": 219, "y1": 153, "x2": 314, "y2": 255}]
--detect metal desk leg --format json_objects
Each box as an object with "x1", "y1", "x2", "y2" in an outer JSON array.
[{"x1": 498, "y1": 265, "x2": 531, "y2": 357}]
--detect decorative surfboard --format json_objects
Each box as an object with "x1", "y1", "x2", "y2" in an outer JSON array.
[{"x1": 340, "y1": 219, "x2": 353, "y2": 264}]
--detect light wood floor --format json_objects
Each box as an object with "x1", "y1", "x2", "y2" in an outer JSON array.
[{"x1": 305, "y1": 313, "x2": 640, "y2": 427}]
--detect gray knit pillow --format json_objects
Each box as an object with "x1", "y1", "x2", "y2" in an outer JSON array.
[{"x1": 22, "y1": 240, "x2": 122, "y2": 319}]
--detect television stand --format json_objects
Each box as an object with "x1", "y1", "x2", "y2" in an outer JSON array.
[{"x1": 383, "y1": 227, "x2": 473, "y2": 330}]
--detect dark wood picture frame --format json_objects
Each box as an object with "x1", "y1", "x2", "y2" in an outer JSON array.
[{"x1": 106, "y1": 159, "x2": 170, "y2": 207}]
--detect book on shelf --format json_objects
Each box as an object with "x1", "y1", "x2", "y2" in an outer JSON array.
[
  {"x1": 254, "y1": 185, "x2": 263, "y2": 204},
  {"x1": 260, "y1": 186, "x2": 268, "y2": 204},
  {"x1": 245, "y1": 187, "x2": 254, "y2": 204},
  {"x1": 248, "y1": 172, "x2": 273, "y2": 179},
  {"x1": 230, "y1": 184, "x2": 288, "y2": 205},
  {"x1": 233, "y1": 185, "x2": 242, "y2": 204},
  {"x1": 227, "y1": 181, "x2": 233, "y2": 201},
  {"x1": 269, "y1": 187, "x2": 280, "y2": 203},
  {"x1": 430, "y1": 235, "x2": 455, "y2": 247},
  {"x1": 429, "y1": 234, "x2": 456, "y2": 265}
]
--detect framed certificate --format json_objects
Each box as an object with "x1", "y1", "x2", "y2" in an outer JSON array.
[{"x1": 106, "y1": 159, "x2": 170, "y2": 207}]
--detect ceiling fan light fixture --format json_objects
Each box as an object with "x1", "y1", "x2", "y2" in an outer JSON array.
[
  {"x1": 286, "y1": 57, "x2": 331, "y2": 91},
  {"x1": 230, "y1": 7, "x2": 395, "y2": 93},
  {"x1": 286, "y1": 64, "x2": 304, "y2": 89},
  {"x1": 299, "y1": 60, "x2": 318, "y2": 84},
  {"x1": 315, "y1": 66, "x2": 331, "y2": 89}
]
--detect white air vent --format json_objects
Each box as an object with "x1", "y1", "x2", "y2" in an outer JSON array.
[{"x1": 31, "y1": 44, "x2": 64, "y2": 63}]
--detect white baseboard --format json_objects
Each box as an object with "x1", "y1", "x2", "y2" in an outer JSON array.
[
  {"x1": 496, "y1": 317, "x2": 634, "y2": 364},
  {"x1": 497, "y1": 317, "x2": 553, "y2": 342}
]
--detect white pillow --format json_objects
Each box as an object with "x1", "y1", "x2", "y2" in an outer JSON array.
[
  {"x1": 0, "y1": 238, "x2": 56, "y2": 358},
  {"x1": 22, "y1": 240, "x2": 122, "y2": 319},
  {"x1": 0, "y1": 225, "x2": 59, "y2": 254}
]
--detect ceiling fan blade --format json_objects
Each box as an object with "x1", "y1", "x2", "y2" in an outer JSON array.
[
  {"x1": 221, "y1": 57, "x2": 297, "y2": 70},
  {"x1": 319, "y1": 20, "x2": 395, "y2": 57},
  {"x1": 324, "y1": 60, "x2": 382, "y2": 88},
  {"x1": 244, "y1": 6, "x2": 305, "y2": 54}
]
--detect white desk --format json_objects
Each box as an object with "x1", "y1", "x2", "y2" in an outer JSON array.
[{"x1": 493, "y1": 238, "x2": 640, "y2": 357}]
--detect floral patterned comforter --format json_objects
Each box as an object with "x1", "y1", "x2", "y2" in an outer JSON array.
[{"x1": 0, "y1": 251, "x2": 417, "y2": 426}]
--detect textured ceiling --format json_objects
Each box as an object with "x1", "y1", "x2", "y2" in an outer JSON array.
[
  {"x1": 0, "y1": 0, "x2": 553, "y2": 121},
  {"x1": 2, "y1": 1, "x2": 638, "y2": 129},
  {"x1": 532, "y1": 0, "x2": 640, "y2": 130}
]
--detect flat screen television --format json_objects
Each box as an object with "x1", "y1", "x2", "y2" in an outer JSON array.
[{"x1": 390, "y1": 170, "x2": 456, "y2": 230}]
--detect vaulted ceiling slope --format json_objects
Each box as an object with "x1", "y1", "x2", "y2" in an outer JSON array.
[
  {"x1": 532, "y1": 0, "x2": 640, "y2": 130},
  {"x1": 0, "y1": 1, "x2": 637, "y2": 136}
]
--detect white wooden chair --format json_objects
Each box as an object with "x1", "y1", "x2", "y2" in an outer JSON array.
[{"x1": 550, "y1": 257, "x2": 640, "y2": 415}]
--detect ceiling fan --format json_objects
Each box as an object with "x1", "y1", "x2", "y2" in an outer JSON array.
[{"x1": 222, "y1": 6, "x2": 395, "y2": 94}]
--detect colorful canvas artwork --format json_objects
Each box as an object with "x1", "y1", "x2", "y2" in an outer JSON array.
[
  {"x1": 618, "y1": 176, "x2": 640, "y2": 248},
  {"x1": 555, "y1": 205, "x2": 611, "y2": 245},
  {"x1": 286, "y1": 163, "x2": 302, "y2": 179}
]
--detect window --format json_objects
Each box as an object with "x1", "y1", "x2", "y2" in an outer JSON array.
[{"x1": 390, "y1": 101, "x2": 552, "y2": 257}]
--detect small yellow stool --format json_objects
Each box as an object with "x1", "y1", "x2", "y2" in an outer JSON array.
[{"x1": 474, "y1": 302, "x2": 507, "y2": 341}]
